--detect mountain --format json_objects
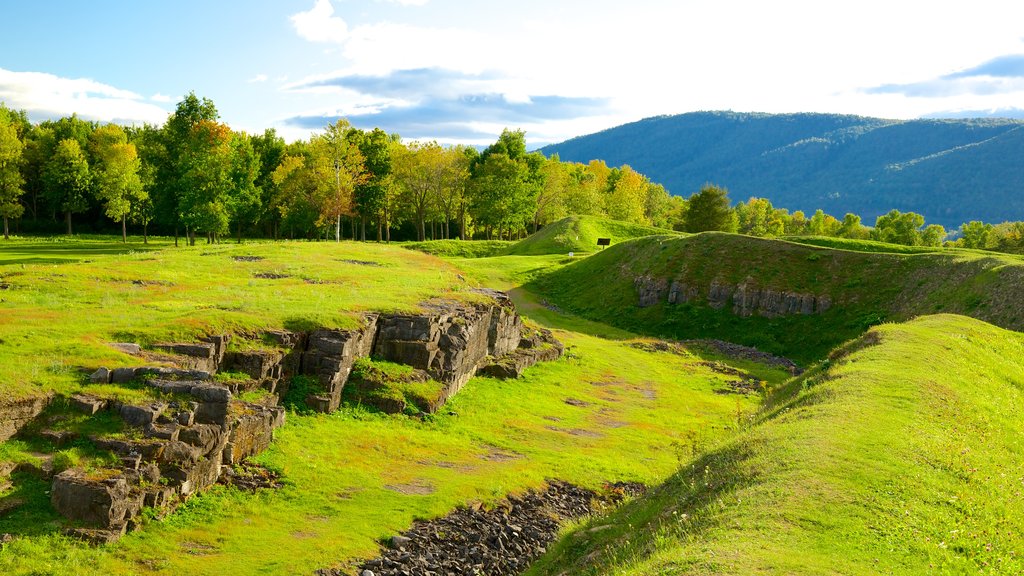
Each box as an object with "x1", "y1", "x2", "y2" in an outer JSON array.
[{"x1": 541, "y1": 111, "x2": 1024, "y2": 229}]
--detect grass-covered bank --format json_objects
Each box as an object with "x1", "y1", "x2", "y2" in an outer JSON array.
[
  {"x1": 528, "y1": 314, "x2": 1024, "y2": 575},
  {"x1": 532, "y1": 232, "x2": 1024, "y2": 363}
]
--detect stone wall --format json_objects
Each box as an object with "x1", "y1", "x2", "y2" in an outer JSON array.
[{"x1": 636, "y1": 276, "x2": 832, "y2": 317}]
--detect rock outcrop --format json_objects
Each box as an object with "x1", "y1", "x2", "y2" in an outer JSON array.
[
  {"x1": 372, "y1": 295, "x2": 524, "y2": 408},
  {"x1": 0, "y1": 395, "x2": 51, "y2": 442},
  {"x1": 34, "y1": 290, "x2": 557, "y2": 543},
  {"x1": 51, "y1": 371, "x2": 285, "y2": 543},
  {"x1": 637, "y1": 276, "x2": 832, "y2": 317}
]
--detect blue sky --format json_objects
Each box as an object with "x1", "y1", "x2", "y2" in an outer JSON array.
[{"x1": 3, "y1": 0, "x2": 1024, "y2": 146}]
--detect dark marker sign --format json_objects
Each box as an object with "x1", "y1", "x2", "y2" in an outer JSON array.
[{"x1": 596, "y1": 238, "x2": 611, "y2": 246}]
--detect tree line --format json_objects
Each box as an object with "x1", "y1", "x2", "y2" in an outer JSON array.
[
  {"x1": 2, "y1": 94, "x2": 1021, "y2": 253},
  {"x1": 0, "y1": 94, "x2": 674, "y2": 243},
  {"x1": 679, "y1": 184, "x2": 1024, "y2": 253}
]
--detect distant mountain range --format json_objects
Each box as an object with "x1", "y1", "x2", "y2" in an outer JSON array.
[{"x1": 541, "y1": 111, "x2": 1024, "y2": 229}]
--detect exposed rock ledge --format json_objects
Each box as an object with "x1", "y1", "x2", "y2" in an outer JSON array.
[
  {"x1": 9, "y1": 290, "x2": 561, "y2": 544},
  {"x1": 635, "y1": 276, "x2": 832, "y2": 317}
]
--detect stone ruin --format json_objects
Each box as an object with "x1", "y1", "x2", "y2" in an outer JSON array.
[
  {"x1": 634, "y1": 275, "x2": 832, "y2": 317},
  {"x1": 2, "y1": 290, "x2": 561, "y2": 544}
]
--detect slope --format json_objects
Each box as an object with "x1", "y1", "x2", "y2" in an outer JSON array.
[
  {"x1": 541, "y1": 111, "x2": 1024, "y2": 228},
  {"x1": 530, "y1": 233, "x2": 1024, "y2": 363},
  {"x1": 507, "y1": 215, "x2": 680, "y2": 256},
  {"x1": 528, "y1": 314, "x2": 1024, "y2": 575}
]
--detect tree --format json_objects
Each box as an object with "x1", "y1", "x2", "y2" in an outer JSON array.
[
  {"x1": 808, "y1": 209, "x2": 841, "y2": 236},
  {"x1": 159, "y1": 93, "x2": 220, "y2": 245},
  {"x1": 920, "y1": 224, "x2": 947, "y2": 247},
  {"x1": 684, "y1": 184, "x2": 736, "y2": 233},
  {"x1": 785, "y1": 210, "x2": 809, "y2": 234},
  {"x1": 605, "y1": 165, "x2": 648, "y2": 224},
  {"x1": 227, "y1": 133, "x2": 262, "y2": 243},
  {"x1": 436, "y1": 145, "x2": 471, "y2": 240},
  {"x1": 318, "y1": 120, "x2": 367, "y2": 241},
  {"x1": 736, "y1": 197, "x2": 784, "y2": 237},
  {"x1": 43, "y1": 139, "x2": 91, "y2": 235},
  {"x1": 873, "y1": 209, "x2": 925, "y2": 246},
  {"x1": 250, "y1": 128, "x2": 286, "y2": 238},
  {"x1": 348, "y1": 127, "x2": 392, "y2": 241},
  {"x1": 178, "y1": 120, "x2": 234, "y2": 244},
  {"x1": 0, "y1": 107, "x2": 25, "y2": 240},
  {"x1": 644, "y1": 182, "x2": 673, "y2": 228},
  {"x1": 90, "y1": 124, "x2": 146, "y2": 242},
  {"x1": 534, "y1": 155, "x2": 568, "y2": 231},
  {"x1": 837, "y1": 213, "x2": 869, "y2": 239},
  {"x1": 959, "y1": 220, "x2": 995, "y2": 249},
  {"x1": 393, "y1": 141, "x2": 444, "y2": 241}
]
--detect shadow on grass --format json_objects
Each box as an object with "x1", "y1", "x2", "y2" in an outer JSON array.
[{"x1": 0, "y1": 472, "x2": 65, "y2": 538}]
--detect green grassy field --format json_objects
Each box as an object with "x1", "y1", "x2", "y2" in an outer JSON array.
[
  {"x1": 532, "y1": 232, "x2": 1024, "y2": 363},
  {"x1": 0, "y1": 234, "x2": 790, "y2": 575},
  {"x1": 529, "y1": 314, "x2": 1024, "y2": 575},
  {"x1": 4, "y1": 227, "x2": 1024, "y2": 576},
  {"x1": 0, "y1": 237, "x2": 470, "y2": 400}
]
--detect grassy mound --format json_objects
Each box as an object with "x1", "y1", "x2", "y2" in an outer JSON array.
[
  {"x1": 782, "y1": 235, "x2": 946, "y2": 254},
  {"x1": 529, "y1": 314, "x2": 1024, "y2": 575},
  {"x1": 531, "y1": 232, "x2": 1024, "y2": 363},
  {"x1": 403, "y1": 239, "x2": 515, "y2": 258},
  {"x1": 507, "y1": 215, "x2": 679, "y2": 256}
]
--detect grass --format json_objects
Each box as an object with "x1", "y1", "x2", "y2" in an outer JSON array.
[
  {"x1": 0, "y1": 299, "x2": 788, "y2": 576},
  {"x1": 528, "y1": 314, "x2": 1024, "y2": 575},
  {"x1": 531, "y1": 232, "x2": 1024, "y2": 363},
  {"x1": 0, "y1": 232, "x2": 793, "y2": 575},
  {"x1": 402, "y1": 239, "x2": 515, "y2": 258},
  {"x1": 506, "y1": 215, "x2": 681, "y2": 256},
  {"x1": 781, "y1": 235, "x2": 946, "y2": 254},
  {"x1": 0, "y1": 235, "x2": 173, "y2": 266},
  {"x1": 4, "y1": 225, "x2": 1024, "y2": 576},
  {"x1": 0, "y1": 238, "x2": 469, "y2": 400}
]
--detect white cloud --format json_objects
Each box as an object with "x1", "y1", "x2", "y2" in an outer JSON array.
[
  {"x1": 0, "y1": 68, "x2": 169, "y2": 125},
  {"x1": 248, "y1": 74, "x2": 269, "y2": 83},
  {"x1": 151, "y1": 93, "x2": 173, "y2": 103},
  {"x1": 290, "y1": 0, "x2": 348, "y2": 44}
]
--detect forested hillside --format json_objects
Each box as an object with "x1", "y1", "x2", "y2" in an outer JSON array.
[{"x1": 541, "y1": 111, "x2": 1024, "y2": 228}]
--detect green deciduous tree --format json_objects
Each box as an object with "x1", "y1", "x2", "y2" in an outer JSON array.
[
  {"x1": 958, "y1": 220, "x2": 995, "y2": 249},
  {"x1": 605, "y1": 165, "x2": 648, "y2": 224},
  {"x1": 90, "y1": 124, "x2": 146, "y2": 243},
  {"x1": 736, "y1": 197, "x2": 785, "y2": 237},
  {"x1": 0, "y1": 107, "x2": 25, "y2": 239},
  {"x1": 43, "y1": 139, "x2": 91, "y2": 235},
  {"x1": 685, "y1": 184, "x2": 737, "y2": 233},
  {"x1": 873, "y1": 209, "x2": 925, "y2": 246}
]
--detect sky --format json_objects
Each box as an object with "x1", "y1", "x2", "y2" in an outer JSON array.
[{"x1": 2, "y1": 0, "x2": 1024, "y2": 147}]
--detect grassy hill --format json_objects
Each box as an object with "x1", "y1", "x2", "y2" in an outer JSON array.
[
  {"x1": 531, "y1": 232, "x2": 1024, "y2": 363},
  {"x1": 541, "y1": 111, "x2": 1024, "y2": 228},
  {"x1": 506, "y1": 215, "x2": 680, "y2": 256},
  {"x1": 528, "y1": 314, "x2": 1024, "y2": 575}
]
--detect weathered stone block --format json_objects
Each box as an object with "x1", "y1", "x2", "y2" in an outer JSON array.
[
  {"x1": 51, "y1": 471, "x2": 132, "y2": 529},
  {"x1": 89, "y1": 368, "x2": 111, "y2": 384},
  {"x1": 119, "y1": 403, "x2": 164, "y2": 428},
  {"x1": 69, "y1": 394, "x2": 107, "y2": 415}
]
